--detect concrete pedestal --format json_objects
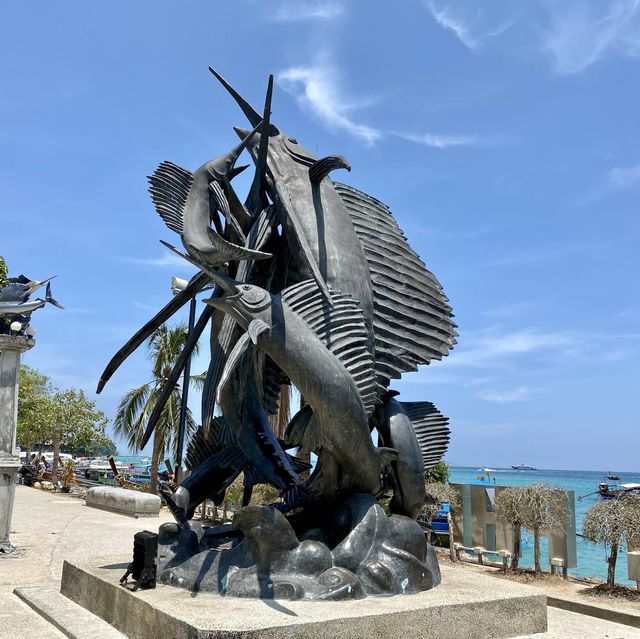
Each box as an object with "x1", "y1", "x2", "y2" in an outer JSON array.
[
  {"x1": 54, "y1": 557, "x2": 547, "y2": 639},
  {"x1": 0, "y1": 335, "x2": 34, "y2": 555}
]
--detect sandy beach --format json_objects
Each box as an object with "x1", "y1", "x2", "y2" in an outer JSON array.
[{"x1": 2, "y1": 485, "x2": 640, "y2": 639}]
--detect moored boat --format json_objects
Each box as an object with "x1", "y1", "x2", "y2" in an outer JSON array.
[{"x1": 598, "y1": 475, "x2": 640, "y2": 500}]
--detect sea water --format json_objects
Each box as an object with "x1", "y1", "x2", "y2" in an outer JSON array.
[{"x1": 449, "y1": 466, "x2": 640, "y2": 586}]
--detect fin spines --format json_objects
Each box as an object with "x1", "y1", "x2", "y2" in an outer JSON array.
[
  {"x1": 281, "y1": 280, "x2": 377, "y2": 415},
  {"x1": 148, "y1": 161, "x2": 194, "y2": 234}
]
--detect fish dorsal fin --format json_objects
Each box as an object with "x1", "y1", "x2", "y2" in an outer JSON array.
[
  {"x1": 400, "y1": 401, "x2": 450, "y2": 469},
  {"x1": 281, "y1": 280, "x2": 377, "y2": 415},
  {"x1": 334, "y1": 182, "x2": 458, "y2": 396},
  {"x1": 148, "y1": 161, "x2": 194, "y2": 235},
  {"x1": 184, "y1": 417, "x2": 236, "y2": 470}
]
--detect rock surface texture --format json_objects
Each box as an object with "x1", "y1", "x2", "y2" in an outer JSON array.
[{"x1": 158, "y1": 495, "x2": 440, "y2": 599}]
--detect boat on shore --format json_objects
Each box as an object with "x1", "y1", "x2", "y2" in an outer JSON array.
[{"x1": 511, "y1": 464, "x2": 537, "y2": 470}]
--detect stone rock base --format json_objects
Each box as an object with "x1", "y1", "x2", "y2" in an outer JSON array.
[{"x1": 59, "y1": 557, "x2": 547, "y2": 639}]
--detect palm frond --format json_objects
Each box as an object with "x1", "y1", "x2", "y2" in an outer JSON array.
[{"x1": 113, "y1": 383, "x2": 153, "y2": 451}]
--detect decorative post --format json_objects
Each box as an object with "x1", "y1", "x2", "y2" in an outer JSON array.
[{"x1": 0, "y1": 334, "x2": 34, "y2": 555}]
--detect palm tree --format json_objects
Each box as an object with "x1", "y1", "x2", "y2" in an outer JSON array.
[{"x1": 114, "y1": 323, "x2": 200, "y2": 493}]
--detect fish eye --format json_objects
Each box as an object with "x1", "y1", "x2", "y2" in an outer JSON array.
[
  {"x1": 243, "y1": 285, "x2": 251, "y2": 291},
  {"x1": 288, "y1": 137, "x2": 298, "y2": 144}
]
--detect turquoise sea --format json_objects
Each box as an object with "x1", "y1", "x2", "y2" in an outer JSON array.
[
  {"x1": 114, "y1": 455, "x2": 639, "y2": 586},
  {"x1": 449, "y1": 466, "x2": 640, "y2": 586}
]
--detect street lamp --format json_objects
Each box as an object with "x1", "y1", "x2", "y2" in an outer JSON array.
[{"x1": 171, "y1": 276, "x2": 196, "y2": 482}]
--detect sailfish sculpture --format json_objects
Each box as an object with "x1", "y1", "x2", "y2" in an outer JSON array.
[{"x1": 98, "y1": 70, "x2": 458, "y2": 599}]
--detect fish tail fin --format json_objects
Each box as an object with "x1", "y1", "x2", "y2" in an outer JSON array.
[{"x1": 45, "y1": 283, "x2": 64, "y2": 309}]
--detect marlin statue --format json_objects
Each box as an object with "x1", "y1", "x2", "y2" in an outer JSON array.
[{"x1": 98, "y1": 69, "x2": 457, "y2": 527}]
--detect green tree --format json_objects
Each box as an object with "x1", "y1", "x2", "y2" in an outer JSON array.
[
  {"x1": 113, "y1": 323, "x2": 199, "y2": 493},
  {"x1": 17, "y1": 365, "x2": 112, "y2": 478},
  {"x1": 424, "y1": 461, "x2": 449, "y2": 484},
  {"x1": 0, "y1": 255, "x2": 9, "y2": 288},
  {"x1": 49, "y1": 388, "x2": 111, "y2": 481},
  {"x1": 17, "y1": 366, "x2": 55, "y2": 462}
]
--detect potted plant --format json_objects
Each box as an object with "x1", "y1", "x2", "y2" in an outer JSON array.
[{"x1": 60, "y1": 458, "x2": 76, "y2": 493}]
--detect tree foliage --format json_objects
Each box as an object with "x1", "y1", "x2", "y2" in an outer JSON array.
[
  {"x1": 583, "y1": 495, "x2": 640, "y2": 589},
  {"x1": 0, "y1": 255, "x2": 8, "y2": 289},
  {"x1": 423, "y1": 481, "x2": 459, "y2": 523},
  {"x1": 52, "y1": 388, "x2": 111, "y2": 456},
  {"x1": 17, "y1": 365, "x2": 115, "y2": 462},
  {"x1": 17, "y1": 366, "x2": 55, "y2": 451},
  {"x1": 424, "y1": 461, "x2": 449, "y2": 484},
  {"x1": 113, "y1": 323, "x2": 199, "y2": 493}
]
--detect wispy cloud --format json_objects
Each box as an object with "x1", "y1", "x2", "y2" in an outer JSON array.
[
  {"x1": 443, "y1": 329, "x2": 574, "y2": 368},
  {"x1": 278, "y1": 63, "x2": 487, "y2": 147},
  {"x1": 580, "y1": 163, "x2": 640, "y2": 203},
  {"x1": 424, "y1": 1, "x2": 518, "y2": 51},
  {"x1": 272, "y1": 1, "x2": 344, "y2": 22},
  {"x1": 542, "y1": 0, "x2": 640, "y2": 75},
  {"x1": 278, "y1": 65, "x2": 381, "y2": 145},
  {"x1": 423, "y1": 0, "x2": 640, "y2": 75},
  {"x1": 394, "y1": 131, "x2": 482, "y2": 149},
  {"x1": 120, "y1": 252, "x2": 192, "y2": 268},
  {"x1": 477, "y1": 385, "x2": 532, "y2": 404},
  {"x1": 608, "y1": 164, "x2": 640, "y2": 188}
]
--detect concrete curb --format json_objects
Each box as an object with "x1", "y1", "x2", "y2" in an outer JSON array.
[
  {"x1": 14, "y1": 584, "x2": 126, "y2": 639},
  {"x1": 547, "y1": 595, "x2": 640, "y2": 629}
]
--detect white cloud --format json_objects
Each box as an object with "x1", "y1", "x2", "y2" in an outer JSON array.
[
  {"x1": 278, "y1": 65, "x2": 382, "y2": 145},
  {"x1": 278, "y1": 63, "x2": 486, "y2": 148},
  {"x1": 542, "y1": 0, "x2": 640, "y2": 75},
  {"x1": 608, "y1": 164, "x2": 640, "y2": 188},
  {"x1": 120, "y1": 252, "x2": 192, "y2": 268},
  {"x1": 580, "y1": 163, "x2": 640, "y2": 203},
  {"x1": 395, "y1": 131, "x2": 481, "y2": 149},
  {"x1": 442, "y1": 329, "x2": 574, "y2": 368},
  {"x1": 477, "y1": 385, "x2": 532, "y2": 404},
  {"x1": 273, "y1": 1, "x2": 344, "y2": 22},
  {"x1": 424, "y1": 1, "x2": 518, "y2": 51},
  {"x1": 424, "y1": 0, "x2": 640, "y2": 75}
]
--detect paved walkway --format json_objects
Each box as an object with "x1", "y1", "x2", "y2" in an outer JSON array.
[{"x1": 2, "y1": 486, "x2": 639, "y2": 638}]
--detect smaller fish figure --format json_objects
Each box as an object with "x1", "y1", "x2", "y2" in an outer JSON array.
[
  {"x1": 148, "y1": 121, "x2": 273, "y2": 268},
  {"x1": 0, "y1": 276, "x2": 56, "y2": 303},
  {"x1": 0, "y1": 282, "x2": 63, "y2": 316}
]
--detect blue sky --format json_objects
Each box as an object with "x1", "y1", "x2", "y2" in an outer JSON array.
[{"x1": 2, "y1": 1, "x2": 639, "y2": 471}]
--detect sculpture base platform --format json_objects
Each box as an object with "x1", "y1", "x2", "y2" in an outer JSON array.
[{"x1": 57, "y1": 557, "x2": 547, "y2": 639}]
